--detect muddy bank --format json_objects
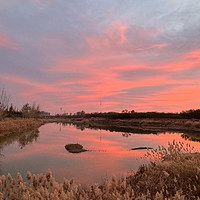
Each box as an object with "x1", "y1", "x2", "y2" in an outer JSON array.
[
  {"x1": 55, "y1": 117, "x2": 200, "y2": 134},
  {"x1": 0, "y1": 118, "x2": 44, "y2": 137}
]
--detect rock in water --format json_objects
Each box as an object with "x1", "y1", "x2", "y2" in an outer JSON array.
[
  {"x1": 65, "y1": 143, "x2": 87, "y2": 153},
  {"x1": 131, "y1": 147, "x2": 153, "y2": 150}
]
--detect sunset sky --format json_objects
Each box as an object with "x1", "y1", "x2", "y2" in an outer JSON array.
[{"x1": 0, "y1": 0, "x2": 200, "y2": 114}]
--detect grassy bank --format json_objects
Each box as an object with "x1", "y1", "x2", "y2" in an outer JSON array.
[
  {"x1": 48, "y1": 117, "x2": 200, "y2": 141},
  {"x1": 0, "y1": 118, "x2": 44, "y2": 137},
  {"x1": 0, "y1": 142, "x2": 199, "y2": 200}
]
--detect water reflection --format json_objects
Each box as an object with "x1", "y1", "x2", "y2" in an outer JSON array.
[
  {"x1": 181, "y1": 133, "x2": 200, "y2": 142},
  {"x1": 69, "y1": 122, "x2": 159, "y2": 135},
  {"x1": 18, "y1": 130, "x2": 39, "y2": 149},
  {"x1": 0, "y1": 129, "x2": 39, "y2": 150},
  {"x1": 0, "y1": 123, "x2": 199, "y2": 185},
  {"x1": 0, "y1": 129, "x2": 39, "y2": 175},
  {"x1": 122, "y1": 132, "x2": 132, "y2": 137},
  {"x1": 66, "y1": 121, "x2": 200, "y2": 142}
]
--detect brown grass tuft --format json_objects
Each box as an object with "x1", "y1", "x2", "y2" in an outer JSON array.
[{"x1": 0, "y1": 118, "x2": 44, "y2": 137}]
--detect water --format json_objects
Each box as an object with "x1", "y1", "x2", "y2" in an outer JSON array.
[{"x1": 0, "y1": 123, "x2": 199, "y2": 184}]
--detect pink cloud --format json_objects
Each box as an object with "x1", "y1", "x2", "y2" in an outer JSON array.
[
  {"x1": 85, "y1": 21, "x2": 129, "y2": 54},
  {"x1": 84, "y1": 22, "x2": 168, "y2": 60},
  {"x1": 48, "y1": 57, "x2": 94, "y2": 73},
  {"x1": 132, "y1": 84, "x2": 200, "y2": 112},
  {"x1": 44, "y1": 49, "x2": 199, "y2": 113},
  {"x1": 185, "y1": 50, "x2": 200, "y2": 61},
  {"x1": 15, "y1": 45, "x2": 198, "y2": 113},
  {"x1": 157, "y1": 49, "x2": 200, "y2": 73},
  {"x1": 0, "y1": 32, "x2": 18, "y2": 50},
  {"x1": 136, "y1": 43, "x2": 169, "y2": 51},
  {"x1": 0, "y1": 73, "x2": 72, "y2": 112},
  {"x1": 0, "y1": 73, "x2": 62, "y2": 93},
  {"x1": 105, "y1": 21, "x2": 128, "y2": 44},
  {"x1": 1, "y1": 28, "x2": 199, "y2": 113}
]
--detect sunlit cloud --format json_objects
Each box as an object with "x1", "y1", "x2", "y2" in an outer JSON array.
[
  {"x1": 0, "y1": 32, "x2": 18, "y2": 50},
  {"x1": 0, "y1": 0, "x2": 200, "y2": 113}
]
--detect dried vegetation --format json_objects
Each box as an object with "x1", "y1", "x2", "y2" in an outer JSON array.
[
  {"x1": 1, "y1": 142, "x2": 200, "y2": 199},
  {"x1": 0, "y1": 118, "x2": 44, "y2": 137}
]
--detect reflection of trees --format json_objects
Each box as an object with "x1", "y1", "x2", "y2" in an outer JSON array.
[
  {"x1": 0, "y1": 144, "x2": 4, "y2": 175},
  {"x1": 0, "y1": 129, "x2": 40, "y2": 150},
  {"x1": 61, "y1": 122, "x2": 86, "y2": 131},
  {"x1": 0, "y1": 129, "x2": 39, "y2": 173},
  {"x1": 18, "y1": 130, "x2": 39, "y2": 149},
  {"x1": 75, "y1": 125, "x2": 85, "y2": 131},
  {"x1": 0, "y1": 149, "x2": 4, "y2": 174},
  {"x1": 122, "y1": 132, "x2": 131, "y2": 137},
  {"x1": 181, "y1": 133, "x2": 200, "y2": 142},
  {"x1": 62, "y1": 122, "x2": 200, "y2": 143}
]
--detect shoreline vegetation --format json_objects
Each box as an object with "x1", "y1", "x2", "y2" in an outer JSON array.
[
  {"x1": 1, "y1": 116, "x2": 200, "y2": 144},
  {"x1": 44, "y1": 117, "x2": 200, "y2": 142},
  {"x1": 0, "y1": 119, "x2": 200, "y2": 199},
  {"x1": 59, "y1": 117, "x2": 200, "y2": 133},
  {"x1": 0, "y1": 142, "x2": 199, "y2": 199},
  {"x1": 0, "y1": 118, "x2": 44, "y2": 137},
  {"x1": 1, "y1": 117, "x2": 200, "y2": 139},
  {"x1": 0, "y1": 87, "x2": 200, "y2": 199}
]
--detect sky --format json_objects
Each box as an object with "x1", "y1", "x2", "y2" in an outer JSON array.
[{"x1": 0, "y1": 0, "x2": 200, "y2": 114}]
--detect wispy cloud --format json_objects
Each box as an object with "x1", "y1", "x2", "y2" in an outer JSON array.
[
  {"x1": 0, "y1": 32, "x2": 18, "y2": 50},
  {"x1": 0, "y1": 0, "x2": 200, "y2": 113}
]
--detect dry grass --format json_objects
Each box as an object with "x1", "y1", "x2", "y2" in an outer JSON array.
[
  {"x1": 57, "y1": 117, "x2": 200, "y2": 133},
  {"x1": 127, "y1": 141, "x2": 200, "y2": 199},
  {"x1": 0, "y1": 118, "x2": 44, "y2": 137},
  {"x1": 1, "y1": 142, "x2": 200, "y2": 199},
  {"x1": 194, "y1": 121, "x2": 200, "y2": 128}
]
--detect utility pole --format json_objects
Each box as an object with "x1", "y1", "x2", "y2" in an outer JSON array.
[
  {"x1": 100, "y1": 129, "x2": 102, "y2": 141},
  {"x1": 100, "y1": 100, "x2": 102, "y2": 113}
]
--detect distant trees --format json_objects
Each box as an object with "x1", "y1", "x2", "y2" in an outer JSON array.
[
  {"x1": 122, "y1": 109, "x2": 135, "y2": 113},
  {"x1": 6, "y1": 104, "x2": 21, "y2": 118},
  {"x1": 180, "y1": 109, "x2": 200, "y2": 119},
  {"x1": 122, "y1": 109, "x2": 129, "y2": 113},
  {"x1": 76, "y1": 110, "x2": 85, "y2": 117},
  {"x1": 0, "y1": 88, "x2": 10, "y2": 119},
  {"x1": 0, "y1": 88, "x2": 44, "y2": 119},
  {"x1": 21, "y1": 103, "x2": 40, "y2": 118}
]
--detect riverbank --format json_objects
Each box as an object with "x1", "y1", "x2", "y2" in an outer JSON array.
[
  {"x1": 0, "y1": 142, "x2": 199, "y2": 199},
  {"x1": 0, "y1": 118, "x2": 44, "y2": 137},
  {"x1": 1, "y1": 117, "x2": 200, "y2": 138},
  {"x1": 45, "y1": 117, "x2": 200, "y2": 136}
]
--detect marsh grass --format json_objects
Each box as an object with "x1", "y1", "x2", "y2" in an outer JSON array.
[
  {"x1": 1, "y1": 141, "x2": 200, "y2": 199},
  {"x1": 127, "y1": 141, "x2": 200, "y2": 199},
  {"x1": 0, "y1": 118, "x2": 44, "y2": 137}
]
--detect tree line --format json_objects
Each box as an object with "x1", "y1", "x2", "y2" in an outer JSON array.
[
  {"x1": 62, "y1": 109, "x2": 200, "y2": 119},
  {"x1": 1, "y1": 88, "x2": 200, "y2": 120},
  {"x1": 0, "y1": 88, "x2": 41, "y2": 119}
]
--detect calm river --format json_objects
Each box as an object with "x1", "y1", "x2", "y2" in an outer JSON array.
[{"x1": 0, "y1": 123, "x2": 199, "y2": 184}]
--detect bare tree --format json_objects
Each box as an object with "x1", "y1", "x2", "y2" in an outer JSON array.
[
  {"x1": 21, "y1": 103, "x2": 31, "y2": 118},
  {"x1": 30, "y1": 102, "x2": 40, "y2": 118},
  {"x1": 21, "y1": 102, "x2": 40, "y2": 118},
  {"x1": 0, "y1": 88, "x2": 10, "y2": 119}
]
